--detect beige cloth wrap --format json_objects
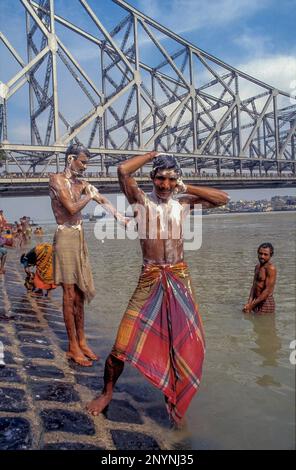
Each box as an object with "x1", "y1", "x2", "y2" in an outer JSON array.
[{"x1": 53, "y1": 224, "x2": 95, "y2": 302}]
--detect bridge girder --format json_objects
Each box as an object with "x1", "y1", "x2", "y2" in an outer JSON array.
[{"x1": 0, "y1": 0, "x2": 295, "y2": 179}]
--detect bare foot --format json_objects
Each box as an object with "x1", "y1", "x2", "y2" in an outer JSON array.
[
  {"x1": 170, "y1": 416, "x2": 187, "y2": 430},
  {"x1": 66, "y1": 351, "x2": 93, "y2": 367},
  {"x1": 79, "y1": 343, "x2": 100, "y2": 361},
  {"x1": 86, "y1": 394, "x2": 111, "y2": 416}
]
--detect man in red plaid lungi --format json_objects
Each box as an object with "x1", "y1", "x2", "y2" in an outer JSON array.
[
  {"x1": 243, "y1": 243, "x2": 277, "y2": 315},
  {"x1": 87, "y1": 151, "x2": 229, "y2": 424}
]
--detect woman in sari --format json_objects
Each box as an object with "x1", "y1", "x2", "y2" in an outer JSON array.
[{"x1": 20, "y1": 243, "x2": 57, "y2": 296}]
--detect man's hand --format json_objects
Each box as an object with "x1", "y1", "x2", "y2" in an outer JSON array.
[
  {"x1": 116, "y1": 214, "x2": 133, "y2": 229},
  {"x1": 174, "y1": 177, "x2": 187, "y2": 195},
  {"x1": 149, "y1": 151, "x2": 160, "y2": 159},
  {"x1": 242, "y1": 303, "x2": 253, "y2": 313}
]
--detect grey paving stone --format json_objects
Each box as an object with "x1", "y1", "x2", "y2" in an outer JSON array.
[
  {"x1": 17, "y1": 333, "x2": 51, "y2": 346},
  {"x1": 31, "y1": 382, "x2": 80, "y2": 403},
  {"x1": 11, "y1": 307, "x2": 35, "y2": 314},
  {"x1": 44, "y1": 314, "x2": 63, "y2": 323},
  {"x1": 0, "y1": 387, "x2": 27, "y2": 412},
  {"x1": 40, "y1": 409, "x2": 96, "y2": 435},
  {"x1": 0, "y1": 313, "x2": 15, "y2": 321},
  {"x1": 6, "y1": 287, "x2": 25, "y2": 297},
  {"x1": 42, "y1": 442, "x2": 105, "y2": 450},
  {"x1": 42, "y1": 442, "x2": 104, "y2": 450},
  {"x1": 0, "y1": 335, "x2": 12, "y2": 346},
  {"x1": 49, "y1": 324, "x2": 67, "y2": 335},
  {"x1": 120, "y1": 381, "x2": 162, "y2": 403},
  {"x1": 14, "y1": 314, "x2": 40, "y2": 323},
  {"x1": 75, "y1": 374, "x2": 104, "y2": 391},
  {"x1": 0, "y1": 367, "x2": 23, "y2": 384},
  {"x1": 111, "y1": 430, "x2": 160, "y2": 450},
  {"x1": 59, "y1": 341, "x2": 68, "y2": 352},
  {"x1": 24, "y1": 363, "x2": 65, "y2": 379},
  {"x1": 145, "y1": 405, "x2": 171, "y2": 428},
  {"x1": 20, "y1": 346, "x2": 55, "y2": 360},
  {"x1": 0, "y1": 417, "x2": 32, "y2": 450},
  {"x1": 15, "y1": 323, "x2": 44, "y2": 333},
  {"x1": 2, "y1": 351, "x2": 17, "y2": 365},
  {"x1": 105, "y1": 399, "x2": 143, "y2": 425},
  {"x1": 39, "y1": 307, "x2": 62, "y2": 315}
]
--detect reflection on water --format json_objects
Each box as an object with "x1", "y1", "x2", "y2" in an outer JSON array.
[
  {"x1": 246, "y1": 314, "x2": 281, "y2": 367},
  {"x1": 245, "y1": 314, "x2": 282, "y2": 388}
]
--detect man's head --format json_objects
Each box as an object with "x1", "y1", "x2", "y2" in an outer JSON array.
[
  {"x1": 257, "y1": 242, "x2": 274, "y2": 265},
  {"x1": 65, "y1": 143, "x2": 91, "y2": 176},
  {"x1": 150, "y1": 154, "x2": 182, "y2": 201}
]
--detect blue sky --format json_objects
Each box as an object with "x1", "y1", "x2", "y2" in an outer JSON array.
[
  {"x1": 0, "y1": 0, "x2": 295, "y2": 144},
  {"x1": 1, "y1": 0, "x2": 295, "y2": 88},
  {"x1": 1, "y1": 1, "x2": 296, "y2": 215}
]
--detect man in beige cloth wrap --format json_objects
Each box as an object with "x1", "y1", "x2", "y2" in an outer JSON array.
[{"x1": 50, "y1": 143, "x2": 126, "y2": 367}]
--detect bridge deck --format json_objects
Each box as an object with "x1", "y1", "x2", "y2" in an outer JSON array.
[{"x1": 1, "y1": 175, "x2": 296, "y2": 197}]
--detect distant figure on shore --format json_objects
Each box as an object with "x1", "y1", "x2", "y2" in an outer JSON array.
[
  {"x1": 49, "y1": 143, "x2": 127, "y2": 367},
  {"x1": 20, "y1": 216, "x2": 31, "y2": 242},
  {"x1": 0, "y1": 210, "x2": 7, "y2": 230},
  {"x1": 243, "y1": 242, "x2": 277, "y2": 314},
  {"x1": 86, "y1": 151, "x2": 229, "y2": 425},
  {"x1": 0, "y1": 230, "x2": 8, "y2": 274},
  {"x1": 20, "y1": 243, "x2": 57, "y2": 296},
  {"x1": 34, "y1": 226, "x2": 44, "y2": 236}
]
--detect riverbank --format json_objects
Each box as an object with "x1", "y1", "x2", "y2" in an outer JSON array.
[{"x1": 0, "y1": 250, "x2": 189, "y2": 450}]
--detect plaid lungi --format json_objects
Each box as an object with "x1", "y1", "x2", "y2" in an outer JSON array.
[
  {"x1": 111, "y1": 262, "x2": 205, "y2": 423},
  {"x1": 253, "y1": 295, "x2": 275, "y2": 314}
]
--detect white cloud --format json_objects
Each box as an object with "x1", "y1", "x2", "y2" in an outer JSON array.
[
  {"x1": 137, "y1": 0, "x2": 271, "y2": 35},
  {"x1": 237, "y1": 55, "x2": 296, "y2": 94},
  {"x1": 233, "y1": 31, "x2": 274, "y2": 60}
]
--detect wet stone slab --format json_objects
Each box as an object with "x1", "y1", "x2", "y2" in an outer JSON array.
[
  {"x1": 105, "y1": 399, "x2": 143, "y2": 425},
  {"x1": 49, "y1": 327, "x2": 68, "y2": 338},
  {"x1": 30, "y1": 382, "x2": 80, "y2": 403},
  {"x1": 75, "y1": 374, "x2": 104, "y2": 391},
  {"x1": 15, "y1": 323, "x2": 44, "y2": 333},
  {"x1": 0, "y1": 417, "x2": 32, "y2": 450},
  {"x1": 44, "y1": 314, "x2": 63, "y2": 323},
  {"x1": 0, "y1": 313, "x2": 14, "y2": 322},
  {"x1": 14, "y1": 315, "x2": 40, "y2": 323},
  {"x1": 57, "y1": 341, "x2": 68, "y2": 352},
  {"x1": 5, "y1": 287, "x2": 26, "y2": 297},
  {"x1": 120, "y1": 381, "x2": 162, "y2": 403},
  {"x1": 11, "y1": 307, "x2": 36, "y2": 314},
  {"x1": 0, "y1": 335, "x2": 12, "y2": 346},
  {"x1": 111, "y1": 430, "x2": 160, "y2": 450},
  {"x1": 17, "y1": 333, "x2": 51, "y2": 346},
  {"x1": 145, "y1": 405, "x2": 171, "y2": 428},
  {"x1": 2, "y1": 351, "x2": 17, "y2": 365},
  {"x1": 20, "y1": 346, "x2": 55, "y2": 360},
  {"x1": 42, "y1": 442, "x2": 104, "y2": 450},
  {"x1": 0, "y1": 387, "x2": 27, "y2": 412},
  {"x1": 40, "y1": 409, "x2": 96, "y2": 435},
  {"x1": 0, "y1": 367, "x2": 23, "y2": 384},
  {"x1": 24, "y1": 363, "x2": 65, "y2": 379}
]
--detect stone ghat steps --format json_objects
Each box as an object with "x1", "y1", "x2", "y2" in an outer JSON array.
[{"x1": 0, "y1": 254, "x2": 191, "y2": 450}]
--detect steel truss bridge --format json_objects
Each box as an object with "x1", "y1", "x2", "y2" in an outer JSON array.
[{"x1": 0, "y1": 0, "x2": 296, "y2": 194}]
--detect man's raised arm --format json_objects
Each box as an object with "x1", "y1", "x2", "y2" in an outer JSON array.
[
  {"x1": 178, "y1": 183, "x2": 229, "y2": 209},
  {"x1": 117, "y1": 151, "x2": 158, "y2": 204}
]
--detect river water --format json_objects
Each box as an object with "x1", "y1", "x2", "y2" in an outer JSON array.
[{"x1": 37, "y1": 211, "x2": 295, "y2": 450}]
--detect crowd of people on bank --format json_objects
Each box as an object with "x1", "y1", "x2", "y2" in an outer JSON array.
[{"x1": 0, "y1": 210, "x2": 48, "y2": 295}]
